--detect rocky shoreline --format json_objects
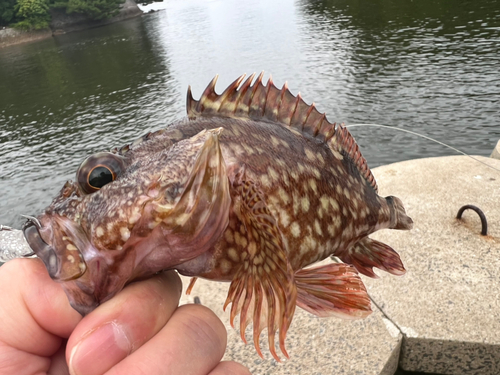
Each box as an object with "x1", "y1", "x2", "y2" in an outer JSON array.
[{"x1": 0, "y1": 0, "x2": 143, "y2": 48}]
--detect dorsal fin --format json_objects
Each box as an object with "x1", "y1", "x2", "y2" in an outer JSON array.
[{"x1": 187, "y1": 73, "x2": 377, "y2": 191}]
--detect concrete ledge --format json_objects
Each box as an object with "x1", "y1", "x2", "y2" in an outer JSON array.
[
  {"x1": 0, "y1": 28, "x2": 52, "y2": 48},
  {"x1": 491, "y1": 140, "x2": 500, "y2": 160},
  {"x1": 366, "y1": 155, "x2": 500, "y2": 374}
]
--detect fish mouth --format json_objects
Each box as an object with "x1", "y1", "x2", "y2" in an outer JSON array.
[{"x1": 22, "y1": 217, "x2": 87, "y2": 281}]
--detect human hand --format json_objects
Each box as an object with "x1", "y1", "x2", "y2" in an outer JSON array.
[{"x1": 0, "y1": 258, "x2": 251, "y2": 375}]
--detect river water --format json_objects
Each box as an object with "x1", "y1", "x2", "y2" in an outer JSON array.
[{"x1": 0, "y1": 0, "x2": 499, "y2": 228}]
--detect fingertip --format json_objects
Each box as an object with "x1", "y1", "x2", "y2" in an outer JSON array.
[{"x1": 209, "y1": 361, "x2": 252, "y2": 375}]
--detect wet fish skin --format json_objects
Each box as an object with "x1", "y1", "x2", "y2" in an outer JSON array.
[{"x1": 23, "y1": 73, "x2": 412, "y2": 360}]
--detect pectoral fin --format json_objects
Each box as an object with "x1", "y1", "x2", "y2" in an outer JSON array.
[
  {"x1": 154, "y1": 128, "x2": 231, "y2": 260},
  {"x1": 224, "y1": 180, "x2": 297, "y2": 362}
]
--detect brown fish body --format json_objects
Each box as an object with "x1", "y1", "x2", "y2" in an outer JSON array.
[
  {"x1": 169, "y1": 117, "x2": 390, "y2": 278},
  {"x1": 23, "y1": 73, "x2": 412, "y2": 361}
]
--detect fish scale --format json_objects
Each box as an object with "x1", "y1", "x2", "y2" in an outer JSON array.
[{"x1": 20, "y1": 73, "x2": 413, "y2": 361}]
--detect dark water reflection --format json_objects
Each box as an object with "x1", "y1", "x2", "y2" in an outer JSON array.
[{"x1": 1, "y1": 0, "x2": 499, "y2": 227}]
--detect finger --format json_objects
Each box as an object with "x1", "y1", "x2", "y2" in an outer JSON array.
[
  {"x1": 208, "y1": 361, "x2": 252, "y2": 375},
  {"x1": 0, "y1": 258, "x2": 80, "y2": 375},
  {"x1": 67, "y1": 270, "x2": 182, "y2": 375},
  {"x1": 0, "y1": 258, "x2": 81, "y2": 355},
  {"x1": 105, "y1": 304, "x2": 227, "y2": 375}
]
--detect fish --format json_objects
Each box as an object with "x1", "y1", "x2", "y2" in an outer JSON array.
[{"x1": 21, "y1": 73, "x2": 413, "y2": 361}]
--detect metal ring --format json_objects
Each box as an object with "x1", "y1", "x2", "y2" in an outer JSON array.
[{"x1": 456, "y1": 205, "x2": 488, "y2": 236}]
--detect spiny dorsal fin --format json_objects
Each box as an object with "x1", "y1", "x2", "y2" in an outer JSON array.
[{"x1": 187, "y1": 73, "x2": 377, "y2": 191}]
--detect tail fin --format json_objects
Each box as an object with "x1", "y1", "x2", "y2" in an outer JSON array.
[
  {"x1": 295, "y1": 263, "x2": 372, "y2": 320},
  {"x1": 337, "y1": 237, "x2": 406, "y2": 278},
  {"x1": 386, "y1": 196, "x2": 413, "y2": 230}
]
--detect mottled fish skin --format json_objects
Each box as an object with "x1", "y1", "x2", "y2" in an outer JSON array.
[{"x1": 23, "y1": 73, "x2": 413, "y2": 361}]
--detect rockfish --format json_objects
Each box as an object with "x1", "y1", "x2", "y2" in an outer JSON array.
[{"x1": 22, "y1": 73, "x2": 413, "y2": 360}]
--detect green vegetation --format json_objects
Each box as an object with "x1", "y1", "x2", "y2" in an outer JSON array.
[
  {"x1": 0, "y1": 0, "x2": 18, "y2": 25},
  {"x1": 13, "y1": 0, "x2": 50, "y2": 30},
  {"x1": 51, "y1": 0, "x2": 125, "y2": 21},
  {"x1": 0, "y1": 0, "x2": 160, "y2": 30}
]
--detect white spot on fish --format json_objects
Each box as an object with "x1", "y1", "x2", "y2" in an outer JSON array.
[
  {"x1": 290, "y1": 222, "x2": 301, "y2": 237},
  {"x1": 225, "y1": 230, "x2": 234, "y2": 244},
  {"x1": 66, "y1": 244, "x2": 77, "y2": 251},
  {"x1": 120, "y1": 227, "x2": 130, "y2": 242},
  {"x1": 304, "y1": 148, "x2": 316, "y2": 162},
  {"x1": 248, "y1": 242, "x2": 257, "y2": 257},
  {"x1": 234, "y1": 232, "x2": 248, "y2": 248},
  {"x1": 242, "y1": 143, "x2": 254, "y2": 155},
  {"x1": 220, "y1": 259, "x2": 232, "y2": 274},
  {"x1": 271, "y1": 136, "x2": 281, "y2": 147},
  {"x1": 309, "y1": 179, "x2": 318, "y2": 194},
  {"x1": 279, "y1": 209, "x2": 290, "y2": 227},
  {"x1": 293, "y1": 192, "x2": 300, "y2": 215},
  {"x1": 277, "y1": 188, "x2": 290, "y2": 205},
  {"x1": 260, "y1": 174, "x2": 271, "y2": 188},
  {"x1": 268, "y1": 167, "x2": 279, "y2": 182},
  {"x1": 228, "y1": 248, "x2": 239, "y2": 262},
  {"x1": 129, "y1": 211, "x2": 141, "y2": 225},
  {"x1": 314, "y1": 219, "x2": 323, "y2": 236},
  {"x1": 301, "y1": 197, "x2": 310, "y2": 213},
  {"x1": 344, "y1": 187, "x2": 351, "y2": 199}
]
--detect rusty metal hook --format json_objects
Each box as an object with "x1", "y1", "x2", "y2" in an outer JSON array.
[{"x1": 456, "y1": 205, "x2": 488, "y2": 236}]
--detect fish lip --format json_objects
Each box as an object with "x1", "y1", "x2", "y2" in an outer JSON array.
[
  {"x1": 22, "y1": 219, "x2": 60, "y2": 279},
  {"x1": 22, "y1": 216, "x2": 89, "y2": 281}
]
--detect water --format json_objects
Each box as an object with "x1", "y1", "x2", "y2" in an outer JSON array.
[{"x1": 1, "y1": 0, "x2": 499, "y2": 228}]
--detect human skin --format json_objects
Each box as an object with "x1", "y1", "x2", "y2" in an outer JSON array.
[{"x1": 0, "y1": 259, "x2": 251, "y2": 375}]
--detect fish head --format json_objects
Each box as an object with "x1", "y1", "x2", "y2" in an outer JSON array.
[{"x1": 23, "y1": 128, "x2": 230, "y2": 315}]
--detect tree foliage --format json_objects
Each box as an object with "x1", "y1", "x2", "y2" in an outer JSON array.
[
  {"x1": 0, "y1": 0, "x2": 17, "y2": 26},
  {"x1": 54, "y1": 0, "x2": 126, "y2": 20},
  {"x1": 13, "y1": 0, "x2": 49, "y2": 30},
  {"x1": 1, "y1": 0, "x2": 142, "y2": 29}
]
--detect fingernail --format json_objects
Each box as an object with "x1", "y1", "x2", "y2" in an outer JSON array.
[{"x1": 69, "y1": 321, "x2": 131, "y2": 375}]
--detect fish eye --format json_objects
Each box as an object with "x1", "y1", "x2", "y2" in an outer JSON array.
[
  {"x1": 88, "y1": 165, "x2": 114, "y2": 189},
  {"x1": 76, "y1": 152, "x2": 125, "y2": 194}
]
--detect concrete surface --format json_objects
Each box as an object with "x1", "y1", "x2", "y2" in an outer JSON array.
[
  {"x1": 366, "y1": 155, "x2": 500, "y2": 375},
  {"x1": 491, "y1": 140, "x2": 500, "y2": 160}
]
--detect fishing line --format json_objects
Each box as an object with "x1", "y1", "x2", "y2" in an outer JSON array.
[{"x1": 346, "y1": 123, "x2": 500, "y2": 174}]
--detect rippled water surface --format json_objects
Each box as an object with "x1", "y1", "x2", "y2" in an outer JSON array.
[{"x1": 1, "y1": 0, "x2": 499, "y2": 227}]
